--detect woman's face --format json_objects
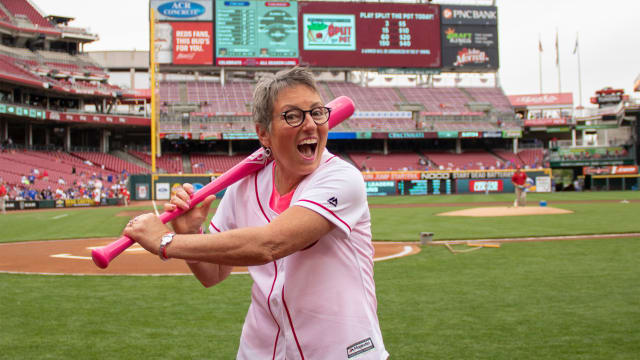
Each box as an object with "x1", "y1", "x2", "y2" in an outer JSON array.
[{"x1": 257, "y1": 84, "x2": 328, "y2": 181}]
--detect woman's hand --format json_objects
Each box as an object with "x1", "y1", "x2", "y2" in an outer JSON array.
[
  {"x1": 123, "y1": 213, "x2": 171, "y2": 255},
  {"x1": 164, "y1": 183, "x2": 216, "y2": 234}
]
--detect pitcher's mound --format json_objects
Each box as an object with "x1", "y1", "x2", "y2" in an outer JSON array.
[{"x1": 438, "y1": 206, "x2": 573, "y2": 217}]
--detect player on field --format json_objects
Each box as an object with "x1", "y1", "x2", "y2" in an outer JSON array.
[{"x1": 512, "y1": 166, "x2": 527, "y2": 207}]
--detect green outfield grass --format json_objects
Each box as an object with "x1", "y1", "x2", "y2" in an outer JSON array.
[
  {"x1": 1, "y1": 191, "x2": 639, "y2": 359},
  {"x1": 1, "y1": 238, "x2": 638, "y2": 359}
]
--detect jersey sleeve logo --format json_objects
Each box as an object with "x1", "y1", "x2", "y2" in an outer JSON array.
[
  {"x1": 347, "y1": 337, "x2": 374, "y2": 358},
  {"x1": 327, "y1": 196, "x2": 338, "y2": 207}
]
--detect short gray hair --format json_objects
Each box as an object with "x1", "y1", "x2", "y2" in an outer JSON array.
[{"x1": 252, "y1": 67, "x2": 321, "y2": 131}]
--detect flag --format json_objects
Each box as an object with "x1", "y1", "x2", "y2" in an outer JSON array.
[
  {"x1": 555, "y1": 31, "x2": 559, "y2": 66},
  {"x1": 573, "y1": 34, "x2": 579, "y2": 54}
]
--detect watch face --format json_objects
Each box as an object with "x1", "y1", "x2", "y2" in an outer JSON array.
[{"x1": 162, "y1": 233, "x2": 174, "y2": 244}]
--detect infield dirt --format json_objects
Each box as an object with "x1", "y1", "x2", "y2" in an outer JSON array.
[{"x1": 437, "y1": 206, "x2": 573, "y2": 217}]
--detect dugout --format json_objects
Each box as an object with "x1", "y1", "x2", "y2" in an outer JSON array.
[{"x1": 590, "y1": 174, "x2": 640, "y2": 191}]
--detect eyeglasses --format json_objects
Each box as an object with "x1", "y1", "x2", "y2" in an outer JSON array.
[{"x1": 280, "y1": 106, "x2": 331, "y2": 127}]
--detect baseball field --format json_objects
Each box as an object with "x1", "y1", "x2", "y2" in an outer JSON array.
[{"x1": 1, "y1": 191, "x2": 639, "y2": 359}]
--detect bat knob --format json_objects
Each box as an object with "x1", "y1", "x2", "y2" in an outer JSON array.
[{"x1": 91, "y1": 248, "x2": 110, "y2": 269}]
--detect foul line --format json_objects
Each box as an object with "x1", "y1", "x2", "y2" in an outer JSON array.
[
  {"x1": 374, "y1": 245, "x2": 414, "y2": 262},
  {"x1": 429, "y1": 232, "x2": 640, "y2": 245}
]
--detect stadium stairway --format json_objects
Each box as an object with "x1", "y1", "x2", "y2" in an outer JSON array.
[
  {"x1": 179, "y1": 82, "x2": 188, "y2": 103},
  {"x1": 320, "y1": 82, "x2": 335, "y2": 102},
  {"x1": 392, "y1": 87, "x2": 409, "y2": 104},
  {"x1": 458, "y1": 87, "x2": 476, "y2": 103},
  {"x1": 112, "y1": 150, "x2": 154, "y2": 173},
  {"x1": 182, "y1": 153, "x2": 192, "y2": 173}
]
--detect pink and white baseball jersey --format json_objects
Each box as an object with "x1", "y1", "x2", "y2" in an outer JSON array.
[{"x1": 210, "y1": 150, "x2": 388, "y2": 360}]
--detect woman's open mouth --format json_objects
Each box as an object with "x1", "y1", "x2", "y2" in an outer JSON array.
[{"x1": 297, "y1": 138, "x2": 317, "y2": 160}]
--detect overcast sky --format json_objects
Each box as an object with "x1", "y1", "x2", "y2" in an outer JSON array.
[{"x1": 34, "y1": 0, "x2": 640, "y2": 107}]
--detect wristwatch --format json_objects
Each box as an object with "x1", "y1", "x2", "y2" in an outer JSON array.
[{"x1": 158, "y1": 232, "x2": 175, "y2": 261}]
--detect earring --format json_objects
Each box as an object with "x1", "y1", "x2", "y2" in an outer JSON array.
[{"x1": 264, "y1": 147, "x2": 272, "y2": 158}]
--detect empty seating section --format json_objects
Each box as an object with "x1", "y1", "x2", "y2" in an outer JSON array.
[
  {"x1": 326, "y1": 83, "x2": 401, "y2": 111},
  {"x1": 0, "y1": 0, "x2": 55, "y2": 29},
  {"x1": 463, "y1": 87, "x2": 513, "y2": 112},
  {"x1": 0, "y1": 150, "x2": 119, "y2": 192},
  {"x1": 159, "y1": 81, "x2": 181, "y2": 105},
  {"x1": 0, "y1": 53, "x2": 43, "y2": 83},
  {"x1": 73, "y1": 152, "x2": 148, "y2": 174},
  {"x1": 424, "y1": 151, "x2": 504, "y2": 170},
  {"x1": 399, "y1": 87, "x2": 471, "y2": 113},
  {"x1": 188, "y1": 82, "x2": 254, "y2": 113},
  {"x1": 493, "y1": 149, "x2": 525, "y2": 167},
  {"x1": 189, "y1": 154, "x2": 247, "y2": 173},
  {"x1": 191, "y1": 119, "x2": 252, "y2": 132},
  {"x1": 129, "y1": 151, "x2": 183, "y2": 173},
  {"x1": 348, "y1": 152, "x2": 423, "y2": 171},
  {"x1": 518, "y1": 149, "x2": 544, "y2": 167}
]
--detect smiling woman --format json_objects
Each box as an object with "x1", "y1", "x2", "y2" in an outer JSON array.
[{"x1": 123, "y1": 67, "x2": 389, "y2": 359}]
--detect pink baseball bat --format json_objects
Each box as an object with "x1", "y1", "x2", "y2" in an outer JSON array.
[{"x1": 91, "y1": 96, "x2": 355, "y2": 268}]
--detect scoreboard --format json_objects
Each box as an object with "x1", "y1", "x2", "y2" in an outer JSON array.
[
  {"x1": 398, "y1": 179, "x2": 452, "y2": 195},
  {"x1": 151, "y1": 1, "x2": 496, "y2": 69},
  {"x1": 298, "y1": 2, "x2": 441, "y2": 67},
  {"x1": 215, "y1": 0, "x2": 299, "y2": 66}
]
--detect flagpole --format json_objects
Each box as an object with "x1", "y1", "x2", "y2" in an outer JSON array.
[
  {"x1": 538, "y1": 34, "x2": 543, "y2": 94},
  {"x1": 556, "y1": 28, "x2": 562, "y2": 93},
  {"x1": 575, "y1": 32, "x2": 583, "y2": 107}
]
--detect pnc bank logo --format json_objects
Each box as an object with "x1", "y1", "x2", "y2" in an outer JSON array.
[
  {"x1": 157, "y1": 1, "x2": 206, "y2": 18},
  {"x1": 442, "y1": 8, "x2": 453, "y2": 19}
]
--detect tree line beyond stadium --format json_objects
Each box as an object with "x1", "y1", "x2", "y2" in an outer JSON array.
[{"x1": 151, "y1": 1, "x2": 499, "y2": 70}]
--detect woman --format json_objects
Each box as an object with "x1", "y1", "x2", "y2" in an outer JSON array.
[{"x1": 124, "y1": 67, "x2": 388, "y2": 359}]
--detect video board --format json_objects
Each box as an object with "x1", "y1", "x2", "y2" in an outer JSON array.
[
  {"x1": 365, "y1": 181, "x2": 396, "y2": 196},
  {"x1": 398, "y1": 179, "x2": 452, "y2": 195},
  {"x1": 215, "y1": 0, "x2": 299, "y2": 66},
  {"x1": 298, "y1": 1, "x2": 441, "y2": 67}
]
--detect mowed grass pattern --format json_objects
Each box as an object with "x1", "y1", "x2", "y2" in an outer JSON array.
[{"x1": 1, "y1": 191, "x2": 639, "y2": 359}]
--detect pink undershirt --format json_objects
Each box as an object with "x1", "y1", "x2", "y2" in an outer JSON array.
[{"x1": 269, "y1": 163, "x2": 296, "y2": 214}]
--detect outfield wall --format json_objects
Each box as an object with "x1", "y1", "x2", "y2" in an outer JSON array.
[{"x1": 127, "y1": 169, "x2": 552, "y2": 200}]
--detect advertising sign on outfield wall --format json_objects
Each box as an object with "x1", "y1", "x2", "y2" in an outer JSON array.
[
  {"x1": 469, "y1": 179, "x2": 503, "y2": 192},
  {"x1": 535, "y1": 176, "x2": 552, "y2": 192},
  {"x1": 156, "y1": 183, "x2": 171, "y2": 200}
]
